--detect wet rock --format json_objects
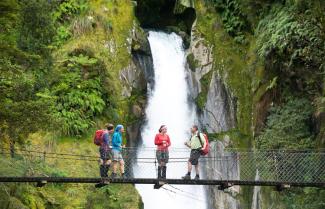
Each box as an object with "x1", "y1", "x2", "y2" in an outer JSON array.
[
  {"x1": 201, "y1": 72, "x2": 236, "y2": 132},
  {"x1": 120, "y1": 59, "x2": 146, "y2": 98}
]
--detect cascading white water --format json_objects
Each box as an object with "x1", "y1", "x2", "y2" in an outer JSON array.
[{"x1": 133, "y1": 31, "x2": 207, "y2": 209}]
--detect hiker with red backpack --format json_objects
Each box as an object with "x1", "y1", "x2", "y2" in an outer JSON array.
[
  {"x1": 94, "y1": 123, "x2": 114, "y2": 178},
  {"x1": 182, "y1": 125, "x2": 208, "y2": 180},
  {"x1": 154, "y1": 125, "x2": 171, "y2": 179}
]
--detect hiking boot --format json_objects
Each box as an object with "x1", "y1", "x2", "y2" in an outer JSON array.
[
  {"x1": 162, "y1": 166, "x2": 167, "y2": 179},
  {"x1": 103, "y1": 165, "x2": 110, "y2": 177},
  {"x1": 182, "y1": 174, "x2": 191, "y2": 180},
  {"x1": 100, "y1": 165, "x2": 106, "y2": 177},
  {"x1": 95, "y1": 179, "x2": 110, "y2": 188},
  {"x1": 194, "y1": 175, "x2": 200, "y2": 180},
  {"x1": 157, "y1": 166, "x2": 162, "y2": 179},
  {"x1": 121, "y1": 173, "x2": 126, "y2": 179},
  {"x1": 110, "y1": 173, "x2": 117, "y2": 179}
]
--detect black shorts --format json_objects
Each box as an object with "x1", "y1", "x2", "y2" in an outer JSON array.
[
  {"x1": 189, "y1": 149, "x2": 201, "y2": 165},
  {"x1": 99, "y1": 146, "x2": 112, "y2": 161},
  {"x1": 156, "y1": 150, "x2": 169, "y2": 163}
]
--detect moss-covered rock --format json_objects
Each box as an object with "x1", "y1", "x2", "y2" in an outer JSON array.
[
  {"x1": 187, "y1": 52, "x2": 198, "y2": 72},
  {"x1": 195, "y1": 70, "x2": 213, "y2": 110},
  {"x1": 195, "y1": 0, "x2": 255, "y2": 145}
]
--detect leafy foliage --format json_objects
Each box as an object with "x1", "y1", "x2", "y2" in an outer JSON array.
[
  {"x1": 52, "y1": 0, "x2": 88, "y2": 23},
  {"x1": 209, "y1": 0, "x2": 249, "y2": 43},
  {"x1": 257, "y1": 97, "x2": 314, "y2": 149},
  {"x1": 0, "y1": 0, "x2": 55, "y2": 149},
  {"x1": 52, "y1": 0, "x2": 88, "y2": 46},
  {"x1": 256, "y1": 4, "x2": 325, "y2": 94},
  {"x1": 48, "y1": 53, "x2": 107, "y2": 136},
  {"x1": 0, "y1": 136, "x2": 142, "y2": 208},
  {"x1": 280, "y1": 188, "x2": 325, "y2": 209},
  {"x1": 18, "y1": 0, "x2": 55, "y2": 56}
]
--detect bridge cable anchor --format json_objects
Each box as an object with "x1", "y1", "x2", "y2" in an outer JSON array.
[
  {"x1": 36, "y1": 180, "x2": 47, "y2": 187},
  {"x1": 275, "y1": 184, "x2": 290, "y2": 192},
  {"x1": 218, "y1": 182, "x2": 233, "y2": 191},
  {"x1": 154, "y1": 180, "x2": 166, "y2": 189},
  {"x1": 95, "y1": 178, "x2": 110, "y2": 188}
]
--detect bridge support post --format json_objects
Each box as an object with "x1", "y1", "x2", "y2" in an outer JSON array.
[
  {"x1": 275, "y1": 184, "x2": 290, "y2": 191},
  {"x1": 153, "y1": 181, "x2": 166, "y2": 189},
  {"x1": 36, "y1": 180, "x2": 47, "y2": 187},
  {"x1": 218, "y1": 182, "x2": 233, "y2": 191}
]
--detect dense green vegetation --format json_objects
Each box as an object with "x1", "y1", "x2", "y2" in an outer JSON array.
[
  {"x1": 196, "y1": 0, "x2": 324, "y2": 208},
  {"x1": 1, "y1": 0, "x2": 143, "y2": 208},
  {"x1": 0, "y1": 134, "x2": 142, "y2": 209},
  {"x1": 257, "y1": 97, "x2": 314, "y2": 149},
  {"x1": 1, "y1": 0, "x2": 138, "y2": 142},
  {"x1": 1, "y1": 0, "x2": 324, "y2": 208},
  {"x1": 197, "y1": 0, "x2": 324, "y2": 147}
]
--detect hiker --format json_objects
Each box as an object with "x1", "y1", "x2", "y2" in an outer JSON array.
[
  {"x1": 97, "y1": 124, "x2": 114, "y2": 178},
  {"x1": 111, "y1": 124, "x2": 125, "y2": 178},
  {"x1": 154, "y1": 125, "x2": 171, "y2": 179},
  {"x1": 182, "y1": 125, "x2": 206, "y2": 180}
]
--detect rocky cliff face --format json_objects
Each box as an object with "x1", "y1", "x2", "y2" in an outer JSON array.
[
  {"x1": 120, "y1": 26, "x2": 154, "y2": 147},
  {"x1": 201, "y1": 73, "x2": 236, "y2": 133},
  {"x1": 186, "y1": 23, "x2": 236, "y2": 134},
  {"x1": 185, "y1": 22, "x2": 241, "y2": 209}
]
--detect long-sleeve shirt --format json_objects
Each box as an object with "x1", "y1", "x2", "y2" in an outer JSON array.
[
  {"x1": 187, "y1": 131, "x2": 205, "y2": 150},
  {"x1": 154, "y1": 133, "x2": 171, "y2": 151},
  {"x1": 102, "y1": 132, "x2": 110, "y2": 146},
  {"x1": 112, "y1": 132, "x2": 122, "y2": 151}
]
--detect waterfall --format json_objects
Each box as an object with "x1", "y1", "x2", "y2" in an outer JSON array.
[{"x1": 133, "y1": 31, "x2": 207, "y2": 209}]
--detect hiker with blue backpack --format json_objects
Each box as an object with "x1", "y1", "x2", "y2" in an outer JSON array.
[
  {"x1": 182, "y1": 125, "x2": 209, "y2": 180},
  {"x1": 111, "y1": 124, "x2": 126, "y2": 178},
  {"x1": 94, "y1": 123, "x2": 114, "y2": 178}
]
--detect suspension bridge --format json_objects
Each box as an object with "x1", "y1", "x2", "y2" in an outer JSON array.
[{"x1": 0, "y1": 144, "x2": 324, "y2": 190}]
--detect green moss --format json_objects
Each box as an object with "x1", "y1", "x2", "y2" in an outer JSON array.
[
  {"x1": 195, "y1": 70, "x2": 213, "y2": 110},
  {"x1": 0, "y1": 133, "x2": 142, "y2": 209},
  {"x1": 187, "y1": 53, "x2": 198, "y2": 72},
  {"x1": 50, "y1": 0, "x2": 139, "y2": 135},
  {"x1": 21, "y1": 194, "x2": 45, "y2": 209},
  {"x1": 196, "y1": 1, "x2": 254, "y2": 142},
  {"x1": 208, "y1": 128, "x2": 250, "y2": 148}
]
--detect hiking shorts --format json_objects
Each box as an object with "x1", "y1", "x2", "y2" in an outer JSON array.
[
  {"x1": 156, "y1": 150, "x2": 169, "y2": 163},
  {"x1": 99, "y1": 146, "x2": 112, "y2": 161},
  {"x1": 189, "y1": 149, "x2": 201, "y2": 165},
  {"x1": 112, "y1": 149, "x2": 124, "y2": 162}
]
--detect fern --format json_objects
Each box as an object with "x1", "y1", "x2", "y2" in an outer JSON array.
[
  {"x1": 257, "y1": 97, "x2": 314, "y2": 149},
  {"x1": 256, "y1": 4, "x2": 325, "y2": 93},
  {"x1": 49, "y1": 52, "x2": 106, "y2": 136},
  {"x1": 210, "y1": 0, "x2": 249, "y2": 43}
]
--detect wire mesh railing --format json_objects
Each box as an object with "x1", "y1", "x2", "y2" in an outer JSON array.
[{"x1": 0, "y1": 146, "x2": 324, "y2": 184}]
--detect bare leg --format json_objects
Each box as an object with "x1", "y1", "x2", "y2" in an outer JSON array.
[
  {"x1": 105, "y1": 159, "x2": 111, "y2": 165},
  {"x1": 195, "y1": 164, "x2": 199, "y2": 175},
  {"x1": 99, "y1": 159, "x2": 104, "y2": 165},
  {"x1": 120, "y1": 160, "x2": 125, "y2": 174},
  {"x1": 113, "y1": 161, "x2": 117, "y2": 173},
  {"x1": 188, "y1": 161, "x2": 192, "y2": 173}
]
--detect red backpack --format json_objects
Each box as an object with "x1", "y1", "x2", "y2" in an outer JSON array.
[
  {"x1": 198, "y1": 133, "x2": 210, "y2": 155},
  {"x1": 93, "y1": 129, "x2": 108, "y2": 146}
]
